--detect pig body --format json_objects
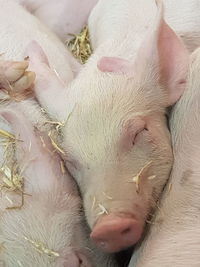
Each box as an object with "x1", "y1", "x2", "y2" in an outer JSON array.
[
  {"x1": 129, "y1": 47, "x2": 200, "y2": 267},
  {"x1": 14, "y1": 0, "x2": 99, "y2": 41}
]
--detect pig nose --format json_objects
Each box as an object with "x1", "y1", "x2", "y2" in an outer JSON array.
[{"x1": 90, "y1": 214, "x2": 143, "y2": 253}]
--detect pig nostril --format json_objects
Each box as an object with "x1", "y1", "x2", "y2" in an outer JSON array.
[{"x1": 121, "y1": 227, "x2": 131, "y2": 235}]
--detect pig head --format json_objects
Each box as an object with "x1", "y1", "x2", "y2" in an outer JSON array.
[{"x1": 26, "y1": 1, "x2": 189, "y2": 253}]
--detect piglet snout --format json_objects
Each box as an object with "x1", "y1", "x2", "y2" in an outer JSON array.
[{"x1": 90, "y1": 214, "x2": 143, "y2": 253}]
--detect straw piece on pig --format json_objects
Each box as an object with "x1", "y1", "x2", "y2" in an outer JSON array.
[
  {"x1": 130, "y1": 161, "x2": 154, "y2": 194},
  {"x1": 48, "y1": 130, "x2": 65, "y2": 155},
  {"x1": 23, "y1": 236, "x2": 60, "y2": 258},
  {"x1": 98, "y1": 204, "x2": 109, "y2": 215},
  {"x1": 0, "y1": 128, "x2": 27, "y2": 209}
]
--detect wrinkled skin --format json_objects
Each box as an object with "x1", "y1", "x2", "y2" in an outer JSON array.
[{"x1": 129, "y1": 48, "x2": 200, "y2": 267}]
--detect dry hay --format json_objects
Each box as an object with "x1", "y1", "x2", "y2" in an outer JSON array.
[
  {"x1": 0, "y1": 129, "x2": 25, "y2": 209},
  {"x1": 66, "y1": 26, "x2": 92, "y2": 64}
]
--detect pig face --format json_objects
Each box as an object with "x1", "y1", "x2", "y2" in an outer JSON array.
[
  {"x1": 0, "y1": 107, "x2": 92, "y2": 267},
  {"x1": 61, "y1": 63, "x2": 173, "y2": 253},
  {"x1": 26, "y1": 2, "x2": 189, "y2": 253}
]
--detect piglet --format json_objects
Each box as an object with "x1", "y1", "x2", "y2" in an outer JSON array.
[
  {"x1": 0, "y1": 62, "x2": 92, "y2": 267},
  {"x1": 128, "y1": 47, "x2": 200, "y2": 267},
  {"x1": 27, "y1": 0, "x2": 189, "y2": 253}
]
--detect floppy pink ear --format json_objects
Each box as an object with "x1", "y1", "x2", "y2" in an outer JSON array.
[
  {"x1": 25, "y1": 41, "x2": 69, "y2": 121},
  {"x1": 135, "y1": 0, "x2": 189, "y2": 105}
]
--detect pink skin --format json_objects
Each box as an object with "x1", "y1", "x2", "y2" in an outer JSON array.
[
  {"x1": 0, "y1": 107, "x2": 91, "y2": 266},
  {"x1": 25, "y1": 2, "x2": 189, "y2": 253}
]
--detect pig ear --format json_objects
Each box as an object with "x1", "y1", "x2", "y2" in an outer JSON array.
[
  {"x1": 25, "y1": 41, "x2": 69, "y2": 121},
  {"x1": 97, "y1": 57, "x2": 133, "y2": 74},
  {"x1": 136, "y1": 1, "x2": 189, "y2": 106}
]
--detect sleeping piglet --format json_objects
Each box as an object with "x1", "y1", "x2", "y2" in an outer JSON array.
[
  {"x1": 0, "y1": 61, "x2": 92, "y2": 267},
  {"x1": 25, "y1": 0, "x2": 190, "y2": 253}
]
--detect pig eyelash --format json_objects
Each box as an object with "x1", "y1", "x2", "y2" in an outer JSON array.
[{"x1": 132, "y1": 127, "x2": 148, "y2": 145}]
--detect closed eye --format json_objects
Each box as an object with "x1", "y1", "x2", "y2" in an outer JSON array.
[{"x1": 132, "y1": 127, "x2": 148, "y2": 145}]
